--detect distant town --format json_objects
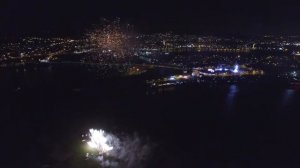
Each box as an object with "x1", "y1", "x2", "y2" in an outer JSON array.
[{"x1": 1, "y1": 33, "x2": 300, "y2": 86}]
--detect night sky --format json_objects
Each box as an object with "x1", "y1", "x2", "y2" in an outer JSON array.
[{"x1": 1, "y1": 0, "x2": 300, "y2": 36}]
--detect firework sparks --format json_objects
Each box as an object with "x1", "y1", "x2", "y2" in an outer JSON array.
[
  {"x1": 87, "y1": 129, "x2": 114, "y2": 154},
  {"x1": 87, "y1": 19, "x2": 132, "y2": 59},
  {"x1": 84, "y1": 128, "x2": 152, "y2": 168}
]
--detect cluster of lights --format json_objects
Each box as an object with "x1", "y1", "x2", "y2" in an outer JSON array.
[{"x1": 207, "y1": 65, "x2": 239, "y2": 74}]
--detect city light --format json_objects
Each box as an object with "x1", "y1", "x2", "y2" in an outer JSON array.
[
  {"x1": 169, "y1": 76, "x2": 176, "y2": 80},
  {"x1": 2, "y1": 2, "x2": 300, "y2": 168},
  {"x1": 233, "y1": 65, "x2": 239, "y2": 73}
]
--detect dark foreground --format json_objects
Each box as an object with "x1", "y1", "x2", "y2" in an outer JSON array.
[{"x1": 1, "y1": 64, "x2": 300, "y2": 168}]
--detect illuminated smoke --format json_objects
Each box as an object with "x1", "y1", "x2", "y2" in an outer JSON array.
[{"x1": 84, "y1": 128, "x2": 152, "y2": 168}]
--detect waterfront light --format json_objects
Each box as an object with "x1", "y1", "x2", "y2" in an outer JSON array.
[{"x1": 233, "y1": 65, "x2": 239, "y2": 73}]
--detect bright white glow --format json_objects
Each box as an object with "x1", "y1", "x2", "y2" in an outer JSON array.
[
  {"x1": 291, "y1": 71, "x2": 297, "y2": 77},
  {"x1": 233, "y1": 65, "x2": 239, "y2": 73},
  {"x1": 84, "y1": 128, "x2": 151, "y2": 168},
  {"x1": 183, "y1": 75, "x2": 189, "y2": 79},
  {"x1": 87, "y1": 129, "x2": 113, "y2": 154},
  {"x1": 208, "y1": 68, "x2": 215, "y2": 73},
  {"x1": 169, "y1": 76, "x2": 176, "y2": 81}
]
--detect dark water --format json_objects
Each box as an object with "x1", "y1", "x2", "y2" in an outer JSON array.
[{"x1": 1, "y1": 64, "x2": 300, "y2": 168}]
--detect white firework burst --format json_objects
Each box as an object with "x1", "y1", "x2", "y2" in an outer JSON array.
[{"x1": 87, "y1": 129, "x2": 114, "y2": 154}]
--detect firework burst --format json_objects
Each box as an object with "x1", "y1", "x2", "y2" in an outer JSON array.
[
  {"x1": 84, "y1": 128, "x2": 152, "y2": 168},
  {"x1": 87, "y1": 19, "x2": 134, "y2": 62},
  {"x1": 87, "y1": 129, "x2": 115, "y2": 154}
]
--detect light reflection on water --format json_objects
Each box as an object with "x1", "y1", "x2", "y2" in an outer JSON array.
[
  {"x1": 282, "y1": 89, "x2": 295, "y2": 107},
  {"x1": 226, "y1": 85, "x2": 239, "y2": 112}
]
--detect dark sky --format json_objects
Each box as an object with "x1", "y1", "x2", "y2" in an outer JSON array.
[{"x1": 1, "y1": 0, "x2": 300, "y2": 36}]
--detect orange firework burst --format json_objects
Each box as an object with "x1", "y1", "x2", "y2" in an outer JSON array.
[{"x1": 88, "y1": 19, "x2": 131, "y2": 58}]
